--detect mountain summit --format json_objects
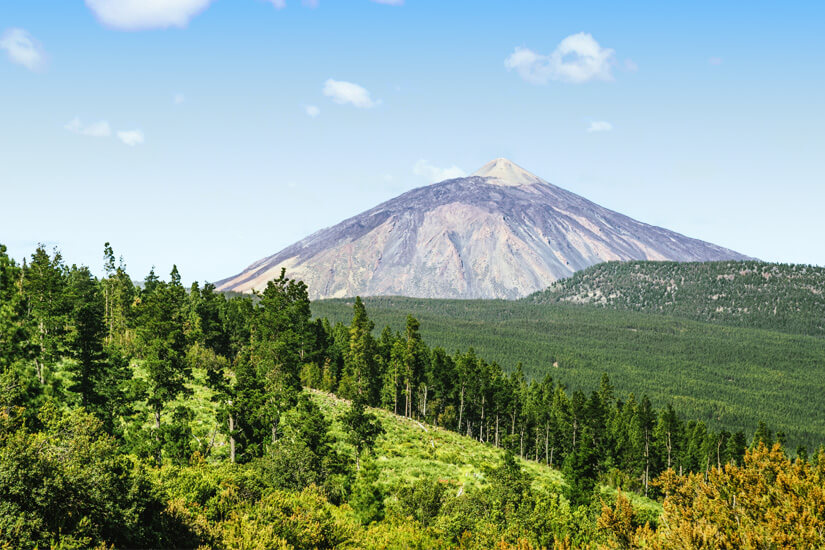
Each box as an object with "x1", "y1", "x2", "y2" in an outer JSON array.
[
  {"x1": 216, "y1": 159, "x2": 751, "y2": 299},
  {"x1": 471, "y1": 158, "x2": 544, "y2": 187}
]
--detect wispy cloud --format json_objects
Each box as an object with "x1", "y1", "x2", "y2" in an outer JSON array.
[
  {"x1": 371, "y1": 0, "x2": 404, "y2": 5},
  {"x1": 85, "y1": 0, "x2": 214, "y2": 30},
  {"x1": 708, "y1": 57, "x2": 723, "y2": 66},
  {"x1": 65, "y1": 117, "x2": 112, "y2": 138},
  {"x1": 323, "y1": 79, "x2": 377, "y2": 108},
  {"x1": 117, "y1": 130, "x2": 145, "y2": 146},
  {"x1": 587, "y1": 121, "x2": 613, "y2": 133},
  {"x1": 265, "y1": 0, "x2": 319, "y2": 7},
  {"x1": 0, "y1": 28, "x2": 47, "y2": 72},
  {"x1": 413, "y1": 160, "x2": 466, "y2": 183},
  {"x1": 505, "y1": 33, "x2": 615, "y2": 84},
  {"x1": 305, "y1": 105, "x2": 320, "y2": 117},
  {"x1": 174, "y1": 93, "x2": 185, "y2": 104},
  {"x1": 65, "y1": 116, "x2": 144, "y2": 146}
]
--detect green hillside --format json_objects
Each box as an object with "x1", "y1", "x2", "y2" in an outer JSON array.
[
  {"x1": 527, "y1": 261, "x2": 825, "y2": 337},
  {"x1": 312, "y1": 297, "x2": 825, "y2": 449}
]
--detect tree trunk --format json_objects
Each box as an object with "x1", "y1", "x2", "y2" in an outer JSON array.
[
  {"x1": 393, "y1": 373, "x2": 398, "y2": 415},
  {"x1": 229, "y1": 413, "x2": 236, "y2": 464},
  {"x1": 666, "y1": 431, "x2": 672, "y2": 470},
  {"x1": 544, "y1": 422, "x2": 550, "y2": 465},
  {"x1": 572, "y1": 419, "x2": 578, "y2": 450},
  {"x1": 519, "y1": 425, "x2": 525, "y2": 459},
  {"x1": 495, "y1": 414, "x2": 500, "y2": 447},
  {"x1": 154, "y1": 409, "x2": 162, "y2": 466},
  {"x1": 644, "y1": 431, "x2": 650, "y2": 497},
  {"x1": 405, "y1": 379, "x2": 411, "y2": 418},
  {"x1": 34, "y1": 358, "x2": 44, "y2": 385},
  {"x1": 458, "y1": 384, "x2": 465, "y2": 432}
]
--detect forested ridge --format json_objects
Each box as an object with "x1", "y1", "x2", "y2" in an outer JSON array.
[
  {"x1": 1, "y1": 243, "x2": 824, "y2": 548},
  {"x1": 527, "y1": 260, "x2": 825, "y2": 337}
]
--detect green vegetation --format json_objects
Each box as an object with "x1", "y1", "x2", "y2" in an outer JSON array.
[
  {"x1": 528, "y1": 260, "x2": 825, "y2": 337},
  {"x1": 1, "y1": 243, "x2": 823, "y2": 548},
  {"x1": 312, "y1": 296, "x2": 825, "y2": 449}
]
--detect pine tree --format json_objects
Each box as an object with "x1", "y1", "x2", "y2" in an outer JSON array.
[
  {"x1": 342, "y1": 393, "x2": 383, "y2": 471},
  {"x1": 252, "y1": 269, "x2": 311, "y2": 445},
  {"x1": 22, "y1": 246, "x2": 69, "y2": 385},
  {"x1": 136, "y1": 265, "x2": 190, "y2": 464},
  {"x1": 66, "y1": 266, "x2": 107, "y2": 409},
  {"x1": 344, "y1": 297, "x2": 380, "y2": 404}
]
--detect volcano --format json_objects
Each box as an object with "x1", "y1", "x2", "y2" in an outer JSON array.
[{"x1": 216, "y1": 158, "x2": 751, "y2": 299}]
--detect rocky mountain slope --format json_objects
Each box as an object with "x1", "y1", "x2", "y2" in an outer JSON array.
[{"x1": 216, "y1": 159, "x2": 751, "y2": 299}]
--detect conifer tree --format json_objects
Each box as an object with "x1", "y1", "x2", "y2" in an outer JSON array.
[
  {"x1": 66, "y1": 266, "x2": 107, "y2": 409},
  {"x1": 22, "y1": 246, "x2": 69, "y2": 385},
  {"x1": 136, "y1": 265, "x2": 190, "y2": 464}
]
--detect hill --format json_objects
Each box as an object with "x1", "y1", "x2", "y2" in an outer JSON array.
[
  {"x1": 312, "y1": 297, "x2": 825, "y2": 449},
  {"x1": 216, "y1": 158, "x2": 750, "y2": 299},
  {"x1": 526, "y1": 261, "x2": 825, "y2": 337}
]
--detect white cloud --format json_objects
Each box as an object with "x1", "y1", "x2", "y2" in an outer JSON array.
[
  {"x1": 587, "y1": 121, "x2": 613, "y2": 133},
  {"x1": 267, "y1": 0, "x2": 286, "y2": 8},
  {"x1": 371, "y1": 0, "x2": 404, "y2": 4},
  {"x1": 709, "y1": 56, "x2": 723, "y2": 66},
  {"x1": 305, "y1": 105, "x2": 320, "y2": 117},
  {"x1": 302, "y1": 0, "x2": 319, "y2": 7},
  {"x1": 65, "y1": 117, "x2": 112, "y2": 138},
  {"x1": 117, "y1": 129, "x2": 144, "y2": 146},
  {"x1": 85, "y1": 0, "x2": 214, "y2": 30},
  {"x1": 0, "y1": 28, "x2": 47, "y2": 72},
  {"x1": 174, "y1": 92, "x2": 185, "y2": 104},
  {"x1": 413, "y1": 160, "x2": 466, "y2": 183},
  {"x1": 323, "y1": 79, "x2": 376, "y2": 108},
  {"x1": 505, "y1": 32, "x2": 615, "y2": 84}
]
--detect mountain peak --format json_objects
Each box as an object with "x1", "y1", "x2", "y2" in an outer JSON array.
[{"x1": 472, "y1": 158, "x2": 543, "y2": 187}]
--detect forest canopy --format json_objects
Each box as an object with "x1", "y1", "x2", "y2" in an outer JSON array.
[{"x1": 0, "y1": 243, "x2": 822, "y2": 549}]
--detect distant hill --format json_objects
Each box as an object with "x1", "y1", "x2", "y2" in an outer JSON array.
[
  {"x1": 526, "y1": 261, "x2": 825, "y2": 337},
  {"x1": 217, "y1": 158, "x2": 750, "y2": 299}
]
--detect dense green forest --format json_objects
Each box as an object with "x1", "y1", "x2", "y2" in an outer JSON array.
[
  {"x1": 312, "y1": 296, "x2": 825, "y2": 450},
  {"x1": 527, "y1": 260, "x2": 825, "y2": 337},
  {"x1": 1, "y1": 243, "x2": 823, "y2": 548}
]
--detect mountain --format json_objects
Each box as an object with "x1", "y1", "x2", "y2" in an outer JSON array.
[
  {"x1": 216, "y1": 158, "x2": 751, "y2": 299},
  {"x1": 526, "y1": 260, "x2": 825, "y2": 337}
]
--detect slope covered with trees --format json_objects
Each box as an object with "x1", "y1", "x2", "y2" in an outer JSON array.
[
  {"x1": 312, "y1": 296, "x2": 825, "y2": 450},
  {"x1": 0, "y1": 242, "x2": 823, "y2": 548},
  {"x1": 526, "y1": 261, "x2": 825, "y2": 337}
]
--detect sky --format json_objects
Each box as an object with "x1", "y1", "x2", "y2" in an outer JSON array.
[{"x1": 1, "y1": 0, "x2": 824, "y2": 284}]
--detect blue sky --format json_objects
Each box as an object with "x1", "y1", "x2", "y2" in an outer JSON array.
[{"x1": 1, "y1": 0, "x2": 823, "y2": 284}]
